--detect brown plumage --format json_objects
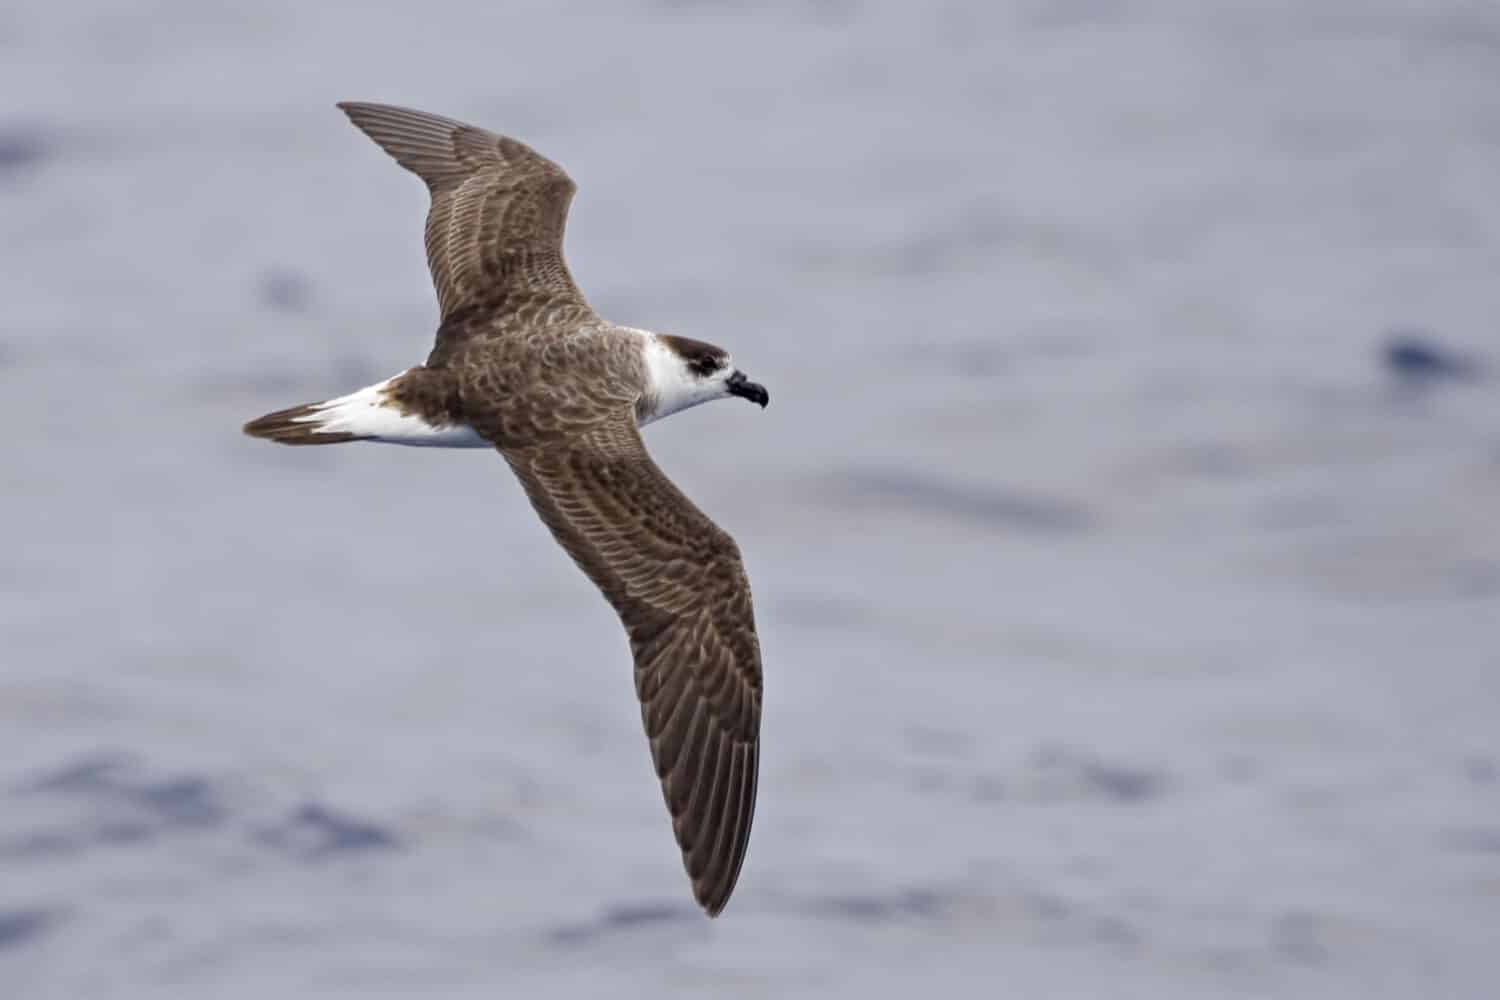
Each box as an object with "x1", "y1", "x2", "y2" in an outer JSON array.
[
  {"x1": 506, "y1": 411, "x2": 761, "y2": 913},
  {"x1": 337, "y1": 102, "x2": 586, "y2": 321},
  {"x1": 243, "y1": 103, "x2": 767, "y2": 916}
]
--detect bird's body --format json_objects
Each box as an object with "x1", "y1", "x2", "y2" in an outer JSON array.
[{"x1": 244, "y1": 103, "x2": 768, "y2": 916}]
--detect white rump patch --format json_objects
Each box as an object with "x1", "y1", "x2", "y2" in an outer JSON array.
[{"x1": 298, "y1": 373, "x2": 488, "y2": 448}]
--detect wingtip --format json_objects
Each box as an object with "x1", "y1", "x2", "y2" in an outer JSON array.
[
  {"x1": 335, "y1": 100, "x2": 375, "y2": 121},
  {"x1": 692, "y1": 877, "x2": 736, "y2": 918},
  {"x1": 335, "y1": 101, "x2": 370, "y2": 132},
  {"x1": 335, "y1": 100, "x2": 400, "y2": 123}
]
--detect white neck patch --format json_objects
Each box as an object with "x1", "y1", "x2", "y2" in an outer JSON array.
[{"x1": 636, "y1": 332, "x2": 731, "y2": 426}]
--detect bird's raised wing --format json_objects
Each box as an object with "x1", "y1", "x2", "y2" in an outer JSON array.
[
  {"x1": 338, "y1": 102, "x2": 586, "y2": 321},
  {"x1": 501, "y1": 409, "x2": 762, "y2": 916}
]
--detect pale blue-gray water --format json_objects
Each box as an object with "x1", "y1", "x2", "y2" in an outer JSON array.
[{"x1": 3, "y1": 2, "x2": 1498, "y2": 996}]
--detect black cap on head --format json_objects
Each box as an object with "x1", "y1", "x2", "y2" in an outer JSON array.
[{"x1": 658, "y1": 334, "x2": 730, "y2": 378}]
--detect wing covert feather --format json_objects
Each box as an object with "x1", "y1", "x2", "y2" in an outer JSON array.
[
  {"x1": 501, "y1": 410, "x2": 762, "y2": 915},
  {"x1": 338, "y1": 102, "x2": 585, "y2": 320}
]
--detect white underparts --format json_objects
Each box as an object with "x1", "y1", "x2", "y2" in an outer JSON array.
[{"x1": 297, "y1": 373, "x2": 489, "y2": 448}]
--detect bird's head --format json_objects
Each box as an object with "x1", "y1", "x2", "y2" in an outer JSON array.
[{"x1": 640, "y1": 333, "x2": 769, "y2": 425}]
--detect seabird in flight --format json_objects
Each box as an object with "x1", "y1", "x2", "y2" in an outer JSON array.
[{"x1": 244, "y1": 102, "x2": 768, "y2": 916}]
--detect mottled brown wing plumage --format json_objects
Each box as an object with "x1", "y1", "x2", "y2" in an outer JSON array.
[
  {"x1": 502, "y1": 409, "x2": 762, "y2": 916},
  {"x1": 338, "y1": 102, "x2": 586, "y2": 323}
]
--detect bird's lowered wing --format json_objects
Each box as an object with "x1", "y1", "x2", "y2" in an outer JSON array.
[
  {"x1": 338, "y1": 102, "x2": 586, "y2": 321},
  {"x1": 501, "y1": 409, "x2": 762, "y2": 916}
]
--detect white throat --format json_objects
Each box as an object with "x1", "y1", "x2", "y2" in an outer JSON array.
[{"x1": 636, "y1": 331, "x2": 729, "y2": 426}]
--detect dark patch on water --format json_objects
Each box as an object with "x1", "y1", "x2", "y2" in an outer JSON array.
[
  {"x1": 599, "y1": 900, "x2": 691, "y2": 929},
  {"x1": 19, "y1": 753, "x2": 224, "y2": 827},
  {"x1": 0, "y1": 908, "x2": 58, "y2": 951},
  {"x1": 808, "y1": 887, "x2": 947, "y2": 924},
  {"x1": 1091, "y1": 914, "x2": 1143, "y2": 952},
  {"x1": 11, "y1": 755, "x2": 403, "y2": 869},
  {"x1": 1462, "y1": 756, "x2": 1498, "y2": 785},
  {"x1": 19, "y1": 752, "x2": 132, "y2": 794},
  {"x1": 1028, "y1": 744, "x2": 1169, "y2": 803},
  {"x1": 835, "y1": 468, "x2": 1091, "y2": 533},
  {"x1": 133, "y1": 776, "x2": 225, "y2": 828},
  {"x1": 1021, "y1": 888, "x2": 1152, "y2": 953},
  {"x1": 8, "y1": 752, "x2": 230, "y2": 858},
  {"x1": 254, "y1": 803, "x2": 400, "y2": 860},
  {"x1": 1382, "y1": 333, "x2": 1482, "y2": 385},
  {"x1": 0, "y1": 830, "x2": 82, "y2": 861},
  {"x1": 0, "y1": 125, "x2": 49, "y2": 176},
  {"x1": 935, "y1": 341, "x2": 1010, "y2": 377},
  {"x1": 1024, "y1": 890, "x2": 1072, "y2": 921},
  {"x1": 256, "y1": 269, "x2": 315, "y2": 314},
  {"x1": 546, "y1": 899, "x2": 699, "y2": 947},
  {"x1": 1079, "y1": 760, "x2": 1162, "y2": 802}
]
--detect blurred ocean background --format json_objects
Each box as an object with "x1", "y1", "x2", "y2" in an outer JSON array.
[{"x1": 3, "y1": 1, "x2": 1499, "y2": 996}]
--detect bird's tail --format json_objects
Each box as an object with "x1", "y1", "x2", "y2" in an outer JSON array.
[
  {"x1": 242, "y1": 372, "x2": 487, "y2": 448},
  {"x1": 242, "y1": 397, "x2": 365, "y2": 445}
]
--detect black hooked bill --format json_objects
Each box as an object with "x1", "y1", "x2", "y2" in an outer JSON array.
[{"x1": 727, "y1": 371, "x2": 769, "y2": 408}]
